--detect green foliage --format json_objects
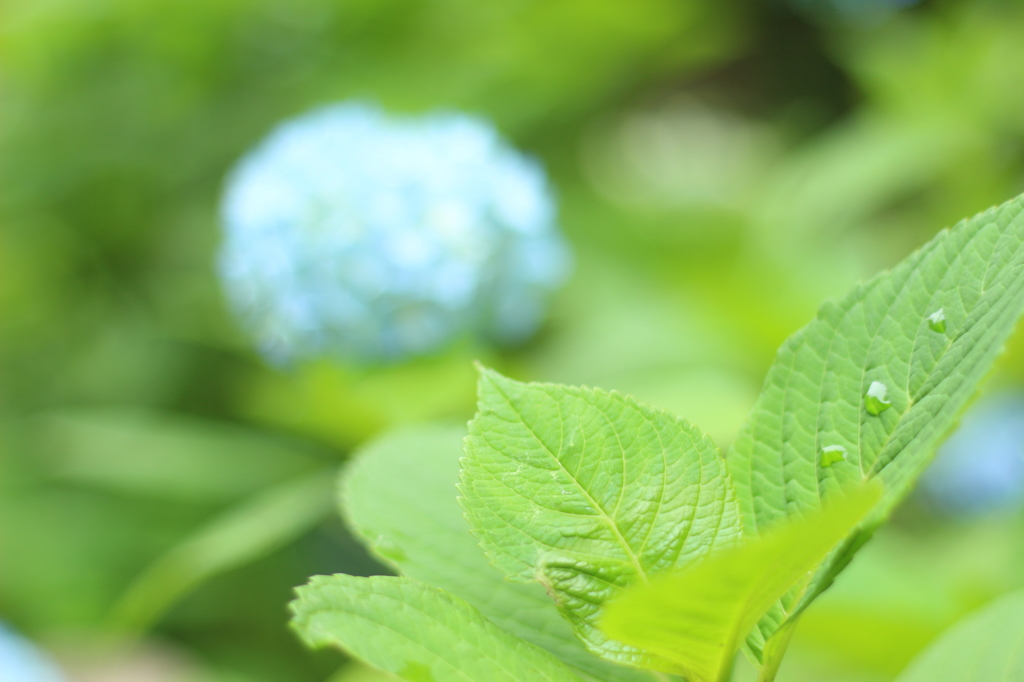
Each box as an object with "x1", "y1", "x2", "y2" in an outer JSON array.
[
  {"x1": 460, "y1": 368, "x2": 742, "y2": 667},
  {"x1": 330, "y1": 663, "x2": 400, "y2": 682},
  {"x1": 9, "y1": 0, "x2": 1024, "y2": 679},
  {"x1": 111, "y1": 469, "x2": 336, "y2": 632},
  {"x1": 601, "y1": 485, "x2": 879, "y2": 682},
  {"x1": 293, "y1": 192, "x2": 1024, "y2": 681},
  {"x1": 341, "y1": 424, "x2": 649, "y2": 682},
  {"x1": 290, "y1": 575, "x2": 585, "y2": 682},
  {"x1": 731, "y1": 193, "x2": 1024, "y2": 659},
  {"x1": 895, "y1": 589, "x2": 1024, "y2": 682},
  {"x1": 40, "y1": 408, "x2": 324, "y2": 502}
]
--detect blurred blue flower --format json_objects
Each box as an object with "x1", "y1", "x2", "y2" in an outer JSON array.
[
  {"x1": 219, "y1": 102, "x2": 571, "y2": 364},
  {"x1": 0, "y1": 624, "x2": 64, "y2": 682},
  {"x1": 921, "y1": 391, "x2": 1024, "y2": 516}
]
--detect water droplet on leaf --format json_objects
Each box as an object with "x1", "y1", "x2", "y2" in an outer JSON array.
[
  {"x1": 820, "y1": 445, "x2": 848, "y2": 468},
  {"x1": 927, "y1": 308, "x2": 946, "y2": 334},
  {"x1": 865, "y1": 381, "x2": 892, "y2": 416}
]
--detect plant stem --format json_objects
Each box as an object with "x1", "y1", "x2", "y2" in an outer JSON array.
[
  {"x1": 757, "y1": 618, "x2": 799, "y2": 682},
  {"x1": 718, "y1": 653, "x2": 736, "y2": 682}
]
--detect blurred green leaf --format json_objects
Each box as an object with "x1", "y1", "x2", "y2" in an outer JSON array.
[
  {"x1": 786, "y1": 519, "x2": 1015, "y2": 675},
  {"x1": 754, "y1": 115, "x2": 975, "y2": 252},
  {"x1": 895, "y1": 589, "x2": 1024, "y2": 682},
  {"x1": 109, "y1": 469, "x2": 335, "y2": 632},
  {"x1": 242, "y1": 352, "x2": 482, "y2": 448},
  {"x1": 845, "y1": 4, "x2": 1024, "y2": 133},
  {"x1": 40, "y1": 408, "x2": 326, "y2": 502},
  {"x1": 330, "y1": 663, "x2": 400, "y2": 682},
  {"x1": 601, "y1": 485, "x2": 879, "y2": 682}
]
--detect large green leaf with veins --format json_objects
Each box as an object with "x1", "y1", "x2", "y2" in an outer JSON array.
[
  {"x1": 601, "y1": 485, "x2": 879, "y2": 682},
  {"x1": 342, "y1": 424, "x2": 653, "y2": 682},
  {"x1": 460, "y1": 368, "x2": 743, "y2": 668},
  {"x1": 895, "y1": 589, "x2": 1024, "y2": 682},
  {"x1": 291, "y1": 575, "x2": 585, "y2": 682},
  {"x1": 729, "y1": 193, "x2": 1024, "y2": 660}
]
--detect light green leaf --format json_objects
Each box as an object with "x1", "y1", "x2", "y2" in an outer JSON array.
[
  {"x1": 330, "y1": 663, "x2": 400, "y2": 682},
  {"x1": 601, "y1": 485, "x2": 879, "y2": 682},
  {"x1": 460, "y1": 368, "x2": 742, "y2": 668},
  {"x1": 110, "y1": 469, "x2": 335, "y2": 632},
  {"x1": 342, "y1": 423, "x2": 653, "y2": 682},
  {"x1": 290, "y1": 575, "x2": 585, "y2": 682},
  {"x1": 39, "y1": 408, "x2": 323, "y2": 502},
  {"x1": 895, "y1": 589, "x2": 1024, "y2": 682},
  {"x1": 728, "y1": 193, "x2": 1024, "y2": 658}
]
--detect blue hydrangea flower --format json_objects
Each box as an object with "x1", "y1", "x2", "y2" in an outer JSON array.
[
  {"x1": 0, "y1": 624, "x2": 65, "y2": 682},
  {"x1": 921, "y1": 391, "x2": 1024, "y2": 515},
  {"x1": 219, "y1": 102, "x2": 571, "y2": 364}
]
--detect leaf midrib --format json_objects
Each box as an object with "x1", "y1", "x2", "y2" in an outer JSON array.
[
  {"x1": 749, "y1": 214, "x2": 1019, "y2": 531},
  {"x1": 487, "y1": 378, "x2": 650, "y2": 583},
  {"x1": 869, "y1": 258, "x2": 1024, "y2": 478},
  {"x1": 861, "y1": 223, "x2": 991, "y2": 476}
]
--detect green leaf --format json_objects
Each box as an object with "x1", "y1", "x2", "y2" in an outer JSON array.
[
  {"x1": 728, "y1": 193, "x2": 1024, "y2": 658},
  {"x1": 290, "y1": 575, "x2": 585, "y2": 682},
  {"x1": 39, "y1": 408, "x2": 324, "y2": 502},
  {"x1": 460, "y1": 368, "x2": 743, "y2": 668},
  {"x1": 601, "y1": 485, "x2": 880, "y2": 682},
  {"x1": 895, "y1": 589, "x2": 1024, "y2": 682},
  {"x1": 342, "y1": 423, "x2": 654, "y2": 682},
  {"x1": 330, "y1": 663, "x2": 400, "y2": 682},
  {"x1": 110, "y1": 469, "x2": 335, "y2": 632}
]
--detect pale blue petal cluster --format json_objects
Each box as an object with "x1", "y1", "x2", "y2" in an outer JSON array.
[
  {"x1": 0, "y1": 624, "x2": 65, "y2": 682},
  {"x1": 220, "y1": 102, "x2": 570, "y2": 364},
  {"x1": 921, "y1": 391, "x2": 1024, "y2": 515}
]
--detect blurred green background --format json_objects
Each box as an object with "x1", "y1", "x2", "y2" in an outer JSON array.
[{"x1": 2, "y1": 0, "x2": 1024, "y2": 680}]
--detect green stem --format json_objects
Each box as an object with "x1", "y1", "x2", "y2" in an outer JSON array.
[
  {"x1": 718, "y1": 653, "x2": 736, "y2": 682},
  {"x1": 757, "y1": 618, "x2": 799, "y2": 682}
]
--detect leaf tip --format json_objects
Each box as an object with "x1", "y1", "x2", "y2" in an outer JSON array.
[
  {"x1": 474, "y1": 363, "x2": 526, "y2": 401},
  {"x1": 473, "y1": 361, "x2": 503, "y2": 387}
]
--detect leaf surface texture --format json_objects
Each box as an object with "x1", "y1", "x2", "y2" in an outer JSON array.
[
  {"x1": 461, "y1": 369, "x2": 742, "y2": 666},
  {"x1": 728, "y1": 194, "x2": 1024, "y2": 656},
  {"x1": 291, "y1": 575, "x2": 585, "y2": 682},
  {"x1": 343, "y1": 424, "x2": 652, "y2": 681},
  {"x1": 601, "y1": 485, "x2": 879, "y2": 681}
]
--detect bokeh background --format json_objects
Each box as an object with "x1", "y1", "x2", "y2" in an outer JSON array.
[{"x1": 2, "y1": 0, "x2": 1024, "y2": 680}]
